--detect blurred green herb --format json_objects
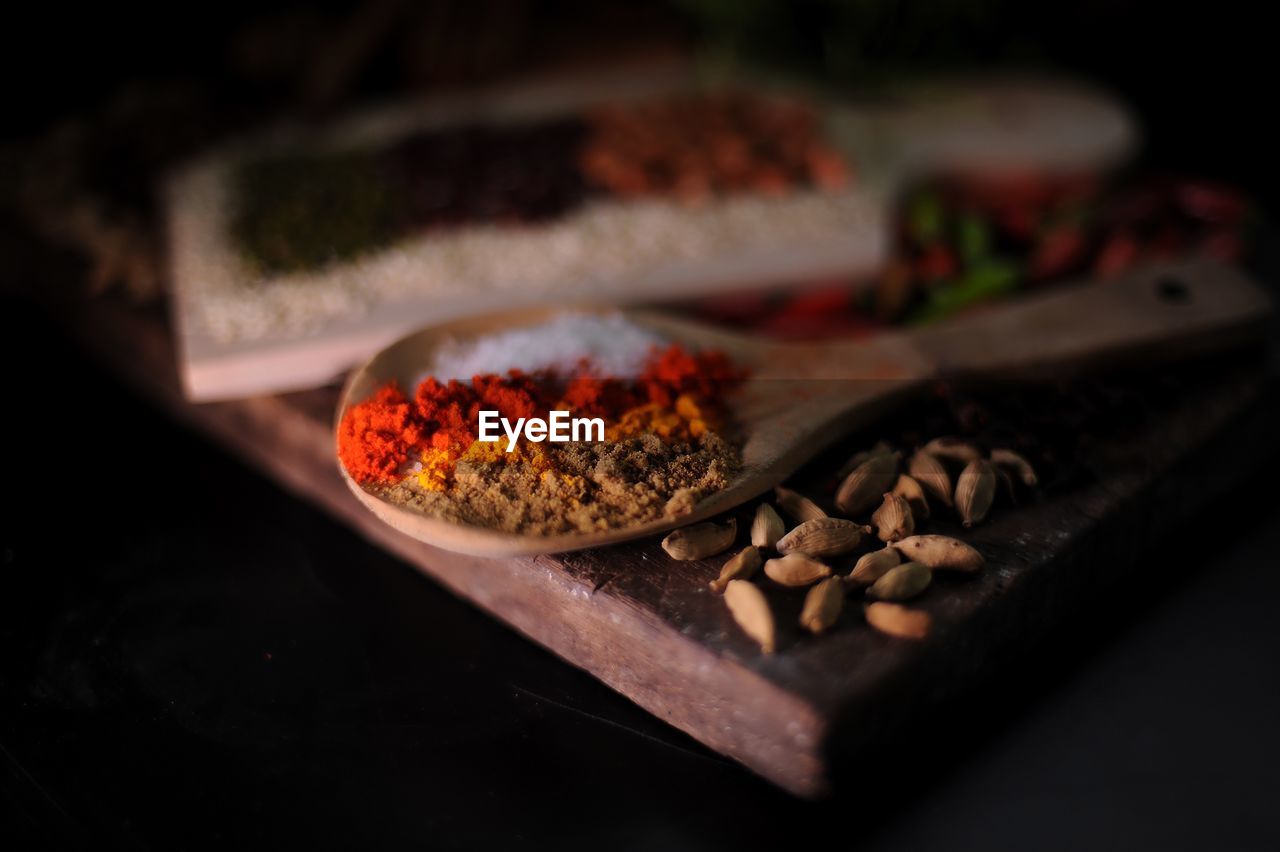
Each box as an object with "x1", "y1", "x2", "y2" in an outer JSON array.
[
  {"x1": 907, "y1": 191, "x2": 944, "y2": 243},
  {"x1": 232, "y1": 151, "x2": 399, "y2": 275},
  {"x1": 956, "y1": 212, "x2": 991, "y2": 263},
  {"x1": 911, "y1": 258, "x2": 1020, "y2": 323}
]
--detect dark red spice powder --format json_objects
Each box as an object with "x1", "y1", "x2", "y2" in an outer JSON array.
[
  {"x1": 640, "y1": 344, "x2": 741, "y2": 408},
  {"x1": 413, "y1": 377, "x2": 478, "y2": 451}
]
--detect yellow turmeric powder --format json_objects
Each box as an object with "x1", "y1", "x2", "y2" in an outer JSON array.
[{"x1": 607, "y1": 394, "x2": 712, "y2": 441}]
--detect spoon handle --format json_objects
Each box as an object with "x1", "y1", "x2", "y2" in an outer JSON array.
[
  {"x1": 735, "y1": 258, "x2": 1269, "y2": 499},
  {"x1": 902, "y1": 258, "x2": 1270, "y2": 378}
]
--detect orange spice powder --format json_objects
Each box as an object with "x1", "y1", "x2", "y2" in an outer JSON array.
[{"x1": 336, "y1": 383, "x2": 425, "y2": 484}]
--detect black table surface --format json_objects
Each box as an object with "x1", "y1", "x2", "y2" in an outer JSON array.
[{"x1": 2, "y1": 294, "x2": 1279, "y2": 851}]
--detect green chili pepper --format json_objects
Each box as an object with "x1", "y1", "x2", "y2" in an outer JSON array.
[
  {"x1": 906, "y1": 191, "x2": 945, "y2": 245},
  {"x1": 910, "y1": 258, "x2": 1021, "y2": 324},
  {"x1": 956, "y1": 212, "x2": 991, "y2": 263}
]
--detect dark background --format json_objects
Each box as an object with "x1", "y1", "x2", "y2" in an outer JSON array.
[
  {"x1": 2, "y1": 2, "x2": 1279, "y2": 849},
  {"x1": 4, "y1": 1, "x2": 1278, "y2": 202}
]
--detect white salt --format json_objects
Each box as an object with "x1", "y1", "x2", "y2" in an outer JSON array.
[{"x1": 427, "y1": 312, "x2": 668, "y2": 381}]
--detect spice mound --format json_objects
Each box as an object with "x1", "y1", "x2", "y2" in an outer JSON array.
[
  {"x1": 337, "y1": 316, "x2": 746, "y2": 536},
  {"x1": 233, "y1": 93, "x2": 849, "y2": 275}
]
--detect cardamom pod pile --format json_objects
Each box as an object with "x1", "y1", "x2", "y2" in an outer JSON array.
[{"x1": 660, "y1": 436, "x2": 1038, "y2": 653}]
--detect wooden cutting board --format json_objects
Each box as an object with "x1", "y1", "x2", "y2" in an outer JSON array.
[
  {"x1": 57, "y1": 273, "x2": 1276, "y2": 796},
  {"x1": 168, "y1": 69, "x2": 1135, "y2": 401}
]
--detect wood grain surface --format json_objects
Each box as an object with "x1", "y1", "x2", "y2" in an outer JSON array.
[{"x1": 58, "y1": 293, "x2": 1277, "y2": 796}]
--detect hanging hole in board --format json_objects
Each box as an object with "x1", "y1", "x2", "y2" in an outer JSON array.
[{"x1": 1155, "y1": 276, "x2": 1191, "y2": 304}]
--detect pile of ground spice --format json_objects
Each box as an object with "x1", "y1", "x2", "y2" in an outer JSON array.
[
  {"x1": 580, "y1": 93, "x2": 849, "y2": 202},
  {"x1": 337, "y1": 338, "x2": 745, "y2": 536},
  {"x1": 233, "y1": 93, "x2": 849, "y2": 275}
]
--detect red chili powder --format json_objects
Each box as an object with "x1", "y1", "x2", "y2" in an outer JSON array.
[
  {"x1": 560, "y1": 374, "x2": 640, "y2": 420},
  {"x1": 336, "y1": 383, "x2": 424, "y2": 484},
  {"x1": 337, "y1": 343, "x2": 744, "y2": 485},
  {"x1": 414, "y1": 377, "x2": 478, "y2": 451},
  {"x1": 638, "y1": 344, "x2": 743, "y2": 408},
  {"x1": 472, "y1": 370, "x2": 555, "y2": 422}
]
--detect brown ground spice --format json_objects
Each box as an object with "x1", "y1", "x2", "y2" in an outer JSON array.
[{"x1": 382, "y1": 430, "x2": 739, "y2": 536}]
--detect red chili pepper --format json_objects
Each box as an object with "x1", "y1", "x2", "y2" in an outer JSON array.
[
  {"x1": 915, "y1": 243, "x2": 958, "y2": 281},
  {"x1": 1029, "y1": 225, "x2": 1087, "y2": 281},
  {"x1": 1093, "y1": 233, "x2": 1140, "y2": 277},
  {"x1": 1199, "y1": 230, "x2": 1244, "y2": 263},
  {"x1": 1176, "y1": 181, "x2": 1247, "y2": 224}
]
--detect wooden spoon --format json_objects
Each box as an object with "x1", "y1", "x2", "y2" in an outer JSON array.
[{"x1": 337, "y1": 258, "x2": 1270, "y2": 556}]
